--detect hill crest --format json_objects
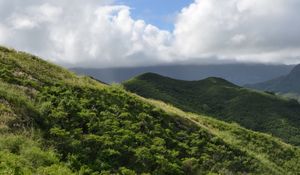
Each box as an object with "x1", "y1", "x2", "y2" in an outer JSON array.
[
  {"x1": 133, "y1": 72, "x2": 238, "y2": 87},
  {"x1": 123, "y1": 72, "x2": 300, "y2": 146}
]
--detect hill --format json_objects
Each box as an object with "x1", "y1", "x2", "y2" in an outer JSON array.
[
  {"x1": 123, "y1": 73, "x2": 300, "y2": 146},
  {"x1": 71, "y1": 64, "x2": 293, "y2": 85},
  {"x1": 1, "y1": 46, "x2": 300, "y2": 174},
  {"x1": 247, "y1": 64, "x2": 300, "y2": 96}
]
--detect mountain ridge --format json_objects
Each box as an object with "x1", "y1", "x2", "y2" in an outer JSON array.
[
  {"x1": 71, "y1": 64, "x2": 294, "y2": 85},
  {"x1": 137, "y1": 72, "x2": 237, "y2": 86},
  {"x1": 247, "y1": 64, "x2": 300, "y2": 95},
  {"x1": 123, "y1": 72, "x2": 300, "y2": 146}
]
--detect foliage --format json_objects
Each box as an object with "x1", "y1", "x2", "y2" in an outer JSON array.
[
  {"x1": 1, "y1": 46, "x2": 300, "y2": 174},
  {"x1": 0, "y1": 134, "x2": 75, "y2": 175},
  {"x1": 123, "y1": 73, "x2": 300, "y2": 145},
  {"x1": 36, "y1": 84, "x2": 265, "y2": 174}
]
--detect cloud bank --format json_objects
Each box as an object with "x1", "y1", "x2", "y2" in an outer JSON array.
[
  {"x1": 174, "y1": 0, "x2": 300, "y2": 64},
  {"x1": 0, "y1": 0, "x2": 300, "y2": 67}
]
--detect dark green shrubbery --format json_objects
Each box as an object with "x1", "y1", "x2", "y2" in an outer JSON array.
[
  {"x1": 123, "y1": 73, "x2": 300, "y2": 145},
  {"x1": 36, "y1": 85, "x2": 264, "y2": 174},
  {"x1": 0, "y1": 134, "x2": 74, "y2": 174}
]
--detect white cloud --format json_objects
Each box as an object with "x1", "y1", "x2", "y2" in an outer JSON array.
[
  {"x1": 231, "y1": 34, "x2": 247, "y2": 44},
  {"x1": 0, "y1": 0, "x2": 300, "y2": 67},
  {"x1": 10, "y1": 17, "x2": 37, "y2": 29},
  {"x1": 0, "y1": 24, "x2": 10, "y2": 42},
  {"x1": 9, "y1": 3, "x2": 62, "y2": 30},
  {"x1": 173, "y1": 0, "x2": 300, "y2": 64},
  {"x1": 0, "y1": 0, "x2": 172, "y2": 67}
]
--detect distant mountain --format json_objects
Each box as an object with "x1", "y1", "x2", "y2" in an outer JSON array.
[
  {"x1": 123, "y1": 73, "x2": 300, "y2": 146},
  {"x1": 247, "y1": 64, "x2": 300, "y2": 95},
  {"x1": 71, "y1": 64, "x2": 294, "y2": 85}
]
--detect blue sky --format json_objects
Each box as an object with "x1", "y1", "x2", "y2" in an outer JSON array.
[{"x1": 115, "y1": 0, "x2": 194, "y2": 30}]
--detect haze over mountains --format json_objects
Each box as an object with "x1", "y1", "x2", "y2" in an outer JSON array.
[
  {"x1": 71, "y1": 64, "x2": 294, "y2": 86},
  {"x1": 248, "y1": 64, "x2": 300, "y2": 95}
]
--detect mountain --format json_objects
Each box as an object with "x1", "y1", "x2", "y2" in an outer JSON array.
[
  {"x1": 71, "y1": 64, "x2": 293, "y2": 86},
  {"x1": 123, "y1": 73, "x2": 300, "y2": 146},
  {"x1": 1, "y1": 46, "x2": 300, "y2": 174},
  {"x1": 247, "y1": 64, "x2": 300, "y2": 96}
]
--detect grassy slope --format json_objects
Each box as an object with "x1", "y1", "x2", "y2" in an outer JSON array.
[
  {"x1": 123, "y1": 73, "x2": 300, "y2": 146},
  {"x1": 146, "y1": 100, "x2": 300, "y2": 174},
  {"x1": 0, "y1": 46, "x2": 300, "y2": 174}
]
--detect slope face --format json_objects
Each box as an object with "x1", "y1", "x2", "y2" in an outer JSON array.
[
  {"x1": 248, "y1": 64, "x2": 300, "y2": 94},
  {"x1": 1, "y1": 46, "x2": 300, "y2": 174},
  {"x1": 123, "y1": 73, "x2": 300, "y2": 146}
]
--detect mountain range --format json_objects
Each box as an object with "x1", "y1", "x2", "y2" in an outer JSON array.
[
  {"x1": 1, "y1": 46, "x2": 300, "y2": 174},
  {"x1": 247, "y1": 64, "x2": 300, "y2": 96},
  {"x1": 71, "y1": 64, "x2": 294, "y2": 86}
]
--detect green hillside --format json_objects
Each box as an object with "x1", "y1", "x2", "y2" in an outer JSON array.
[
  {"x1": 123, "y1": 73, "x2": 300, "y2": 146},
  {"x1": 1, "y1": 46, "x2": 300, "y2": 174}
]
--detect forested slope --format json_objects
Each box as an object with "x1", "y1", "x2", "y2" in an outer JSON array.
[
  {"x1": 1, "y1": 46, "x2": 300, "y2": 174},
  {"x1": 123, "y1": 73, "x2": 300, "y2": 146}
]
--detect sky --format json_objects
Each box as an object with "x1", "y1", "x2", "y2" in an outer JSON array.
[
  {"x1": 114, "y1": 0, "x2": 194, "y2": 30},
  {"x1": 0, "y1": 0, "x2": 300, "y2": 68}
]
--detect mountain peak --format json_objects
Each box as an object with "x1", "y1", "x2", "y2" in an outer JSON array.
[
  {"x1": 246, "y1": 64, "x2": 300, "y2": 94},
  {"x1": 136, "y1": 72, "x2": 164, "y2": 79},
  {"x1": 289, "y1": 64, "x2": 300, "y2": 76}
]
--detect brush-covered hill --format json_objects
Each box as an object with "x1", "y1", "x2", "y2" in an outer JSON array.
[
  {"x1": 123, "y1": 73, "x2": 300, "y2": 146},
  {"x1": 1, "y1": 46, "x2": 300, "y2": 175},
  {"x1": 247, "y1": 64, "x2": 300, "y2": 97}
]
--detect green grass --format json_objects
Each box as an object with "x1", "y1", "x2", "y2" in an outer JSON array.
[
  {"x1": 1, "y1": 46, "x2": 300, "y2": 174},
  {"x1": 123, "y1": 73, "x2": 300, "y2": 146}
]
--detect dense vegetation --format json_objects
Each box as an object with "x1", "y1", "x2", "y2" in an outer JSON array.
[
  {"x1": 247, "y1": 64, "x2": 300, "y2": 95},
  {"x1": 123, "y1": 73, "x2": 300, "y2": 146},
  {"x1": 1, "y1": 46, "x2": 300, "y2": 174}
]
